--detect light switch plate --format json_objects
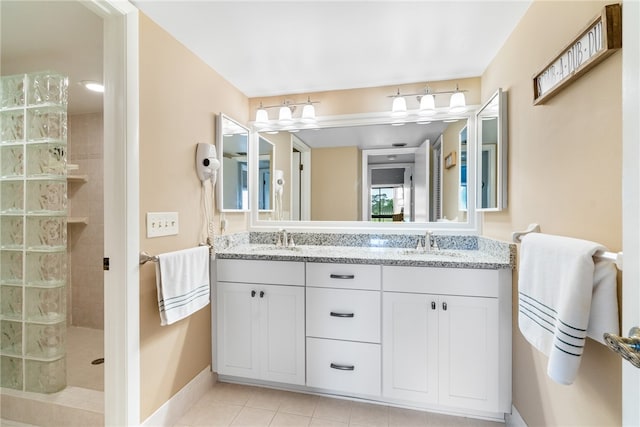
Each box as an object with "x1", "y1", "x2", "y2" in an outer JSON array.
[{"x1": 146, "y1": 212, "x2": 179, "y2": 238}]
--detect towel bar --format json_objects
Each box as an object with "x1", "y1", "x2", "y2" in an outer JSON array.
[
  {"x1": 604, "y1": 327, "x2": 640, "y2": 368},
  {"x1": 512, "y1": 223, "x2": 623, "y2": 270},
  {"x1": 139, "y1": 251, "x2": 159, "y2": 265},
  {"x1": 139, "y1": 243, "x2": 213, "y2": 265}
]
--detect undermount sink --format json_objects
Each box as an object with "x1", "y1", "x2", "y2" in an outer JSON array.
[
  {"x1": 399, "y1": 249, "x2": 463, "y2": 257},
  {"x1": 250, "y1": 245, "x2": 302, "y2": 252}
]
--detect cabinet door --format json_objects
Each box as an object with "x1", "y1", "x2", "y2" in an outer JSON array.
[
  {"x1": 259, "y1": 284, "x2": 306, "y2": 385},
  {"x1": 438, "y1": 295, "x2": 499, "y2": 412},
  {"x1": 216, "y1": 282, "x2": 260, "y2": 379},
  {"x1": 382, "y1": 292, "x2": 438, "y2": 404}
]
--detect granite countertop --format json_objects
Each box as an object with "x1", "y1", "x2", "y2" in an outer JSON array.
[{"x1": 215, "y1": 233, "x2": 515, "y2": 270}]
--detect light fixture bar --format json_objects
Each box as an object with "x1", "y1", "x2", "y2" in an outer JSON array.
[
  {"x1": 257, "y1": 100, "x2": 320, "y2": 110},
  {"x1": 386, "y1": 88, "x2": 468, "y2": 98}
]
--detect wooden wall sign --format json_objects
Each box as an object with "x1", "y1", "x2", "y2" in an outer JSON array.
[{"x1": 532, "y1": 3, "x2": 622, "y2": 105}]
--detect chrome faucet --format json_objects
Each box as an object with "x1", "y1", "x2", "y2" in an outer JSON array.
[
  {"x1": 424, "y1": 230, "x2": 439, "y2": 252},
  {"x1": 277, "y1": 229, "x2": 288, "y2": 247},
  {"x1": 277, "y1": 229, "x2": 292, "y2": 247}
]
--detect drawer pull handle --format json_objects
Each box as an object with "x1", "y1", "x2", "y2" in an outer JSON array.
[
  {"x1": 431, "y1": 301, "x2": 436, "y2": 310},
  {"x1": 330, "y1": 363, "x2": 355, "y2": 371},
  {"x1": 330, "y1": 312, "x2": 355, "y2": 318},
  {"x1": 442, "y1": 302, "x2": 447, "y2": 311},
  {"x1": 330, "y1": 274, "x2": 355, "y2": 279},
  {"x1": 251, "y1": 290, "x2": 256, "y2": 298},
  {"x1": 260, "y1": 291, "x2": 265, "y2": 298}
]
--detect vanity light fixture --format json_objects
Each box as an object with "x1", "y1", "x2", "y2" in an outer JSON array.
[
  {"x1": 388, "y1": 84, "x2": 467, "y2": 117},
  {"x1": 254, "y1": 103, "x2": 269, "y2": 128},
  {"x1": 449, "y1": 85, "x2": 467, "y2": 113},
  {"x1": 278, "y1": 103, "x2": 293, "y2": 126},
  {"x1": 252, "y1": 97, "x2": 320, "y2": 132},
  {"x1": 391, "y1": 89, "x2": 408, "y2": 118},
  {"x1": 301, "y1": 97, "x2": 317, "y2": 124},
  {"x1": 418, "y1": 91, "x2": 436, "y2": 116}
]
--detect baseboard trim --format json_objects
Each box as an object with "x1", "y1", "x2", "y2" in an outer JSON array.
[
  {"x1": 141, "y1": 367, "x2": 215, "y2": 427},
  {"x1": 506, "y1": 405, "x2": 527, "y2": 427}
]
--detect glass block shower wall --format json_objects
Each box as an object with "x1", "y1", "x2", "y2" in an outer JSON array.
[{"x1": 0, "y1": 72, "x2": 68, "y2": 393}]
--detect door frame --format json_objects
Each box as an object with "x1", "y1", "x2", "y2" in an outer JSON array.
[
  {"x1": 622, "y1": 0, "x2": 640, "y2": 425},
  {"x1": 84, "y1": 1, "x2": 140, "y2": 425}
]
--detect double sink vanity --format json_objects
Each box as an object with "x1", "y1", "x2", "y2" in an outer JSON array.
[{"x1": 213, "y1": 232, "x2": 514, "y2": 422}]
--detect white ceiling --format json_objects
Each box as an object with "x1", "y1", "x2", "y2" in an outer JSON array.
[
  {"x1": 1, "y1": 1, "x2": 103, "y2": 115},
  {"x1": 131, "y1": 0, "x2": 532, "y2": 98},
  {"x1": 1, "y1": 1, "x2": 528, "y2": 149}
]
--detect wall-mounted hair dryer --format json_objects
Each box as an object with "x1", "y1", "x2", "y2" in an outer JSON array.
[
  {"x1": 274, "y1": 169, "x2": 285, "y2": 195},
  {"x1": 196, "y1": 143, "x2": 220, "y2": 184}
]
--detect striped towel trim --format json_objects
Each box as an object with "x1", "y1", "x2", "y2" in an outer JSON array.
[
  {"x1": 519, "y1": 292, "x2": 586, "y2": 357},
  {"x1": 159, "y1": 284, "x2": 209, "y2": 313}
]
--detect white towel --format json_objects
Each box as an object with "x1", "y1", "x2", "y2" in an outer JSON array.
[
  {"x1": 155, "y1": 246, "x2": 210, "y2": 326},
  {"x1": 518, "y1": 233, "x2": 619, "y2": 385}
]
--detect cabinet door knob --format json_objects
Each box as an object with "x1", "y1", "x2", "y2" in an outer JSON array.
[
  {"x1": 251, "y1": 290, "x2": 256, "y2": 298},
  {"x1": 431, "y1": 301, "x2": 436, "y2": 310},
  {"x1": 330, "y1": 312, "x2": 355, "y2": 318},
  {"x1": 442, "y1": 302, "x2": 447, "y2": 311},
  {"x1": 330, "y1": 363, "x2": 355, "y2": 371},
  {"x1": 330, "y1": 274, "x2": 355, "y2": 280},
  {"x1": 259, "y1": 291, "x2": 265, "y2": 298}
]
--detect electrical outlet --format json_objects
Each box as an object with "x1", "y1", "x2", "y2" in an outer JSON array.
[{"x1": 146, "y1": 212, "x2": 179, "y2": 238}]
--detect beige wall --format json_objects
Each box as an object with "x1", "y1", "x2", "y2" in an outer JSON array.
[
  {"x1": 67, "y1": 113, "x2": 104, "y2": 329},
  {"x1": 442, "y1": 120, "x2": 466, "y2": 222},
  {"x1": 311, "y1": 146, "x2": 361, "y2": 221},
  {"x1": 138, "y1": 13, "x2": 249, "y2": 420},
  {"x1": 481, "y1": 1, "x2": 622, "y2": 425}
]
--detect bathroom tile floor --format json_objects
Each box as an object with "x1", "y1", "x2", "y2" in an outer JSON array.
[{"x1": 174, "y1": 382, "x2": 504, "y2": 427}]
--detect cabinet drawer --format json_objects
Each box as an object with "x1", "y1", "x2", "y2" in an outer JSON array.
[
  {"x1": 217, "y1": 259, "x2": 304, "y2": 285},
  {"x1": 306, "y1": 287, "x2": 380, "y2": 343},
  {"x1": 382, "y1": 266, "x2": 499, "y2": 297},
  {"x1": 306, "y1": 263, "x2": 381, "y2": 290},
  {"x1": 306, "y1": 338, "x2": 381, "y2": 397}
]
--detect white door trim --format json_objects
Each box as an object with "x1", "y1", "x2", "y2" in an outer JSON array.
[
  {"x1": 85, "y1": 0, "x2": 141, "y2": 425},
  {"x1": 622, "y1": 0, "x2": 640, "y2": 425}
]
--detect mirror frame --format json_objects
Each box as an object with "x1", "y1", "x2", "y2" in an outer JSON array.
[
  {"x1": 257, "y1": 135, "x2": 275, "y2": 213},
  {"x1": 249, "y1": 110, "x2": 481, "y2": 234},
  {"x1": 217, "y1": 113, "x2": 251, "y2": 212},
  {"x1": 476, "y1": 88, "x2": 508, "y2": 211}
]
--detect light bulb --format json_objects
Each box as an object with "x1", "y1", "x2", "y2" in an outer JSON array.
[
  {"x1": 419, "y1": 94, "x2": 436, "y2": 116},
  {"x1": 255, "y1": 107, "x2": 269, "y2": 128},
  {"x1": 449, "y1": 91, "x2": 466, "y2": 113},
  {"x1": 301, "y1": 103, "x2": 316, "y2": 124},
  {"x1": 279, "y1": 105, "x2": 293, "y2": 125},
  {"x1": 391, "y1": 95, "x2": 407, "y2": 118}
]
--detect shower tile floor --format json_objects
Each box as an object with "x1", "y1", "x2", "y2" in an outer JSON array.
[
  {"x1": 0, "y1": 327, "x2": 104, "y2": 427},
  {"x1": 66, "y1": 326, "x2": 104, "y2": 391}
]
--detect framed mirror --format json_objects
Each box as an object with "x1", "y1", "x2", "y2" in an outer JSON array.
[
  {"x1": 476, "y1": 88, "x2": 507, "y2": 211},
  {"x1": 250, "y1": 111, "x2": 479, "y2": 233},
  {"x1": 258, "y1": 136, "x2": 275, "y2": 212},
  {"x1": 218, "y1": 113, "x2": 250, "y2": 212}
]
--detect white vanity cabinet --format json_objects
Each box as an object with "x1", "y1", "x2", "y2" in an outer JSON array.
[
  {"x1": 216, "y1": 259, "x2": 305, "y2": 385},
  {"x1": 382, "y1": 266, "x2": 511, "y2": 414},
  {"x1": 305, "y1": 263, "x2": 382, "y2": 397}
]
